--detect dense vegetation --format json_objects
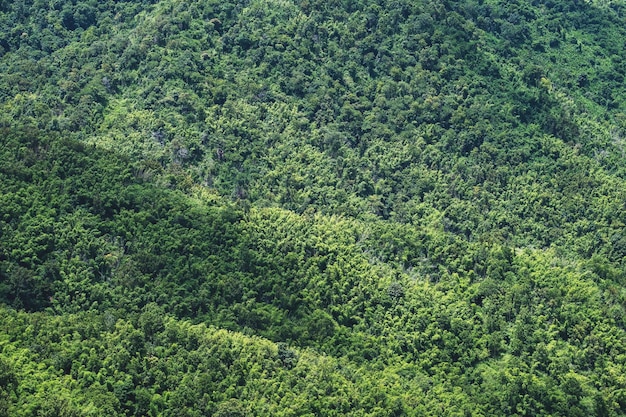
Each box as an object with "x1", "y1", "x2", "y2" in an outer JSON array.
[{"x1": 2, "y1": 0, "x2": 626, "y2": 415}]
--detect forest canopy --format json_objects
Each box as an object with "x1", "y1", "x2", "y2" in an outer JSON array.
[{"x1": 1, "y1": 0, "x2": 626, "y2": 415}]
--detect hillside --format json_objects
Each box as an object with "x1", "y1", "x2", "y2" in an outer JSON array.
[{"x1": 1, "y1": 0, "x2": 626, "y2": 415}]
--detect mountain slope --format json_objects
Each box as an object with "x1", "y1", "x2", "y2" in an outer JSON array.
[{"x1": 1, "y1": 0, "x2": 626, "y2": 415}]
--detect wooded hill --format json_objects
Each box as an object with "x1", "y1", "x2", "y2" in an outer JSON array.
[{"x1": 1, "y1": 0, "x2": 626, "y2": 415}]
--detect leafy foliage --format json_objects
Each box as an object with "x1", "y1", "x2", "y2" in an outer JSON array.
[{"x1": 2, "y1": 0, "x2": 626, "y2": 415}]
